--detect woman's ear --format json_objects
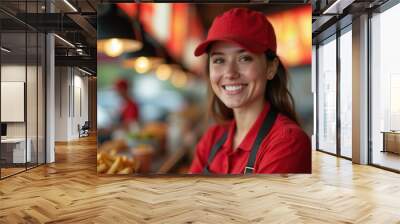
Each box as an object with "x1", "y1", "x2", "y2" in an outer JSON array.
[{"x1": 266, "y1": 58, "x2": 279, "y2": 80}]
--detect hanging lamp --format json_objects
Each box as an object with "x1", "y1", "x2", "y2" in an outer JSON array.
[
  {"x1": 97, "y1": 4, "x2": 143, "y2": 57},
  {"x1": 122, "y1": 31, "x2": 165, "y2": 74}
]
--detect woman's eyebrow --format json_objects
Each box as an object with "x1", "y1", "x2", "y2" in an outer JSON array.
[
  {"x1": 210, "y1": 49, "x2": 247, "y2": 56},
  {"x1": 210, "y1": 52, "x2": 224, "y2": 56}
]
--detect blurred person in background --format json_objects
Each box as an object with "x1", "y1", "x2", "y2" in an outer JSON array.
[
  {"x1": 114, "y1": 78, "x2": 140, "y2": 132},
  {"x1": 189, "y1": 8, "x2": 311, "y2": 174},
  {"x1": 98, "y1": 78, "x2": 140, "y2": 144}
]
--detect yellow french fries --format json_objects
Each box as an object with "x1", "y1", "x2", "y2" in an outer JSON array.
[
  {"x1": 107, "y1": 157, "x2": 122, "y2": 174},
  {"x1": 97, "y1": 153, "x2": 102, "y2": 162},
  {"x1": 97, "y1": 163, "x2": 108, "y2": 173},
  {"x1": 117, "y1": 167, "x2": 133, "y2": 174},
  {"x1": 97, "y1": 140, "x2": 139, "y2": 175}
]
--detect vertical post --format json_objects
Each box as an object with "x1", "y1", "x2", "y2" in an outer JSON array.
[
  {"x1": 46, "y1": 0, "x2": 56, "y2": 163},
  {"x1": 352, "y1": 14, "x2": 369, "y2": 164},
  {"x1": 337, "y1": 29, "x2": 341, "y2": 157},
  {"x1": 24, "y1": 82, "x2": 27, "y2": 168},
  {"x1": 312, "y1": 45, "x2": 317, "y2": 150},
  {"x1": 37, "y1": 0, "x2": 39, "y2": 167},
  {"x1": 0, "y1": 16, "x2": 2, "y2": 179},
  {"x1": 315, "y1": 45, "x2": 320, "y2": 151}
]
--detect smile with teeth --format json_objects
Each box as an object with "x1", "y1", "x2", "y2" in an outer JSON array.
[{"x1": 222, "y1": 84, "x2": 247, "y2": 94}]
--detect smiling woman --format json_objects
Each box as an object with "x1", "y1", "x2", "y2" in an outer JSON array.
[
  {"x1": 189, "y1": 8, "x2": 311, "y2": 174},
  {"x1": 208, "y1": 42, "x2": 274, "y2": 111}
]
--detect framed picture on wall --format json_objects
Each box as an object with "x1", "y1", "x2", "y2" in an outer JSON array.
[{"x1": 1, "y1": 81, "x2": 25, "y2": 122}]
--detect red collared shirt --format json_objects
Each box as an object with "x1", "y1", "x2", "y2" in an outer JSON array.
[
  {"x1": 189, "y1": 102, "x2": 311, "y2": 174},
  {"x1": 120, "y1": 99, "x2": 139, "y2": 123}
]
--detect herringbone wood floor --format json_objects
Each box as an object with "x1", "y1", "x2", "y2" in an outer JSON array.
[{"x1": 1, "y1": 135, "x2": 400, "y2": 223}]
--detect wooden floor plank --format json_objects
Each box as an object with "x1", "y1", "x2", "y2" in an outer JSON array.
[{"x1": 0, "y1": 135, "x2": 399, "y2": 223}]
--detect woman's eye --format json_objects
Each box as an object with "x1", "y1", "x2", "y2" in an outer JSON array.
[
  {"x1": 239, "y1": 55, "x2": 253, "y2": 62},
  {"x1": 212, "y1": 58, "x2": 224, "y2": 64}
]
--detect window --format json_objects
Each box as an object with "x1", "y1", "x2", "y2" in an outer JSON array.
[
  {"x1": 317, "y1": 35, "x2": 337, "y2": 154},
  {"x1": 371, "y1": 2, "x2": 400, "y2": 171},
  {"x1": 339, "y1": 27, "x2": 352, "y2": 158}
]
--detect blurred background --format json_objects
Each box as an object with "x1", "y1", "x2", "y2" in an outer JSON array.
[{"x1": 97, "y1": 3, "x2": 312, "y2": 175}]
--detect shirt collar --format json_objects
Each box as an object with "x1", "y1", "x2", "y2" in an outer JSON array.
[{"x1": 222, "y1": 101, "x2": 271, "y2": 153}]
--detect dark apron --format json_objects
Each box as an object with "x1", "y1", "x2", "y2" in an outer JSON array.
[{"x1": 203, "y1": 107, "x2": 278, "y2": 174}]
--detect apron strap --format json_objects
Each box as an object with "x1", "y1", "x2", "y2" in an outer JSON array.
[
  {"x1": 244, "y1": 108, "x2": 278, "y2": 174},
  {"x1": 202, "y1": 107, "x2": 278, "y2": 175},
  {"x1": 202, "y1": 132, "x2": 228, "y2": 174}
]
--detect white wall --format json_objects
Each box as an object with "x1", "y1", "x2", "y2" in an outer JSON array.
[
  {"x1": 54, "y1": 67, "x2": 89, "y2": 141},
  {"x1": 1, "y1": 65, "x2": 26, "y2": 81},
  {"x1": 1, "y1": 65, "x2": 32, "y2": 137},
  {"x1": 1, "y1": 64, "x2": 45, "y2": 163},
  {"x1": 55, "y1": 67, "x2": 68, "y2": 141}
]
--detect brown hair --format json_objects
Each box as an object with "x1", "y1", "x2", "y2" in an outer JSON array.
[{"x1": 207, "y1": 50, "x2": 299, "y2": 124}]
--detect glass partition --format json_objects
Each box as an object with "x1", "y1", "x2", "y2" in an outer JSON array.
[
  {"x1": 27, "y1": 30, "x2": 38, "y2": 169},
  {"x1": 38, "y1": 32, "x2": 45, "y2": 165},
  {"x1": 0, "y1": 10, "x2": 28, "y2": 177},
  {"x1": 371, "y1": 3, "x2": 400, "y2": 171},
  {"x1": 0, "y1": 0, "x2": 46, "y2": 179},
  {"x1": 317, "y1": 35, "x2": 337, "y2": 154},
  {"x1": 339, "y1": 27, "x2": 352, "y2": 158}
]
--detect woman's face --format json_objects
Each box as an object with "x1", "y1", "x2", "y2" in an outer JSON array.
[{"x1": 209, "y1": 41, "x2": 273, "y2": 109}]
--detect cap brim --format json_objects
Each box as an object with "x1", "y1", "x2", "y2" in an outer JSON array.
[{"x1": 194, "y1": 36, "x2": 265, "y2": 57}]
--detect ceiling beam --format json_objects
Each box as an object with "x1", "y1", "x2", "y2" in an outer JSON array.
[
  {"x1": 55, "y1": 55, "x2": 96, "y2": 73},
  {"x1": 67, "y1": 13, "x2": 97, "y2": 45}
]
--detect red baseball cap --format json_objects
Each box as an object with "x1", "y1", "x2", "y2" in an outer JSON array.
[
  {"x1": 114, "y1": 79, "x2": 128, "y2": 91},
  {"x1": 194, "y1": 8, "x2": 277, "y2": 57}
]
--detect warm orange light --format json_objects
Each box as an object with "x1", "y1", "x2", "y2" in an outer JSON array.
[
  {"x1": 155, "y1": 64, "x2": 172, "y2": 80},
  {"x1": 98, "y1": 38, "x2": 142, "y2": 58},
  {"x1": 134, "y1": 57, "x2": 151, "y2": 74},
  {"x1": 171, "y1": 69, "x2": 187, "y2": 88}
]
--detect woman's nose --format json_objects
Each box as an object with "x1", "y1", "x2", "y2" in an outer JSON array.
[{"x1": 223, "y1": 61, "x2": 240, "y2": 79}]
